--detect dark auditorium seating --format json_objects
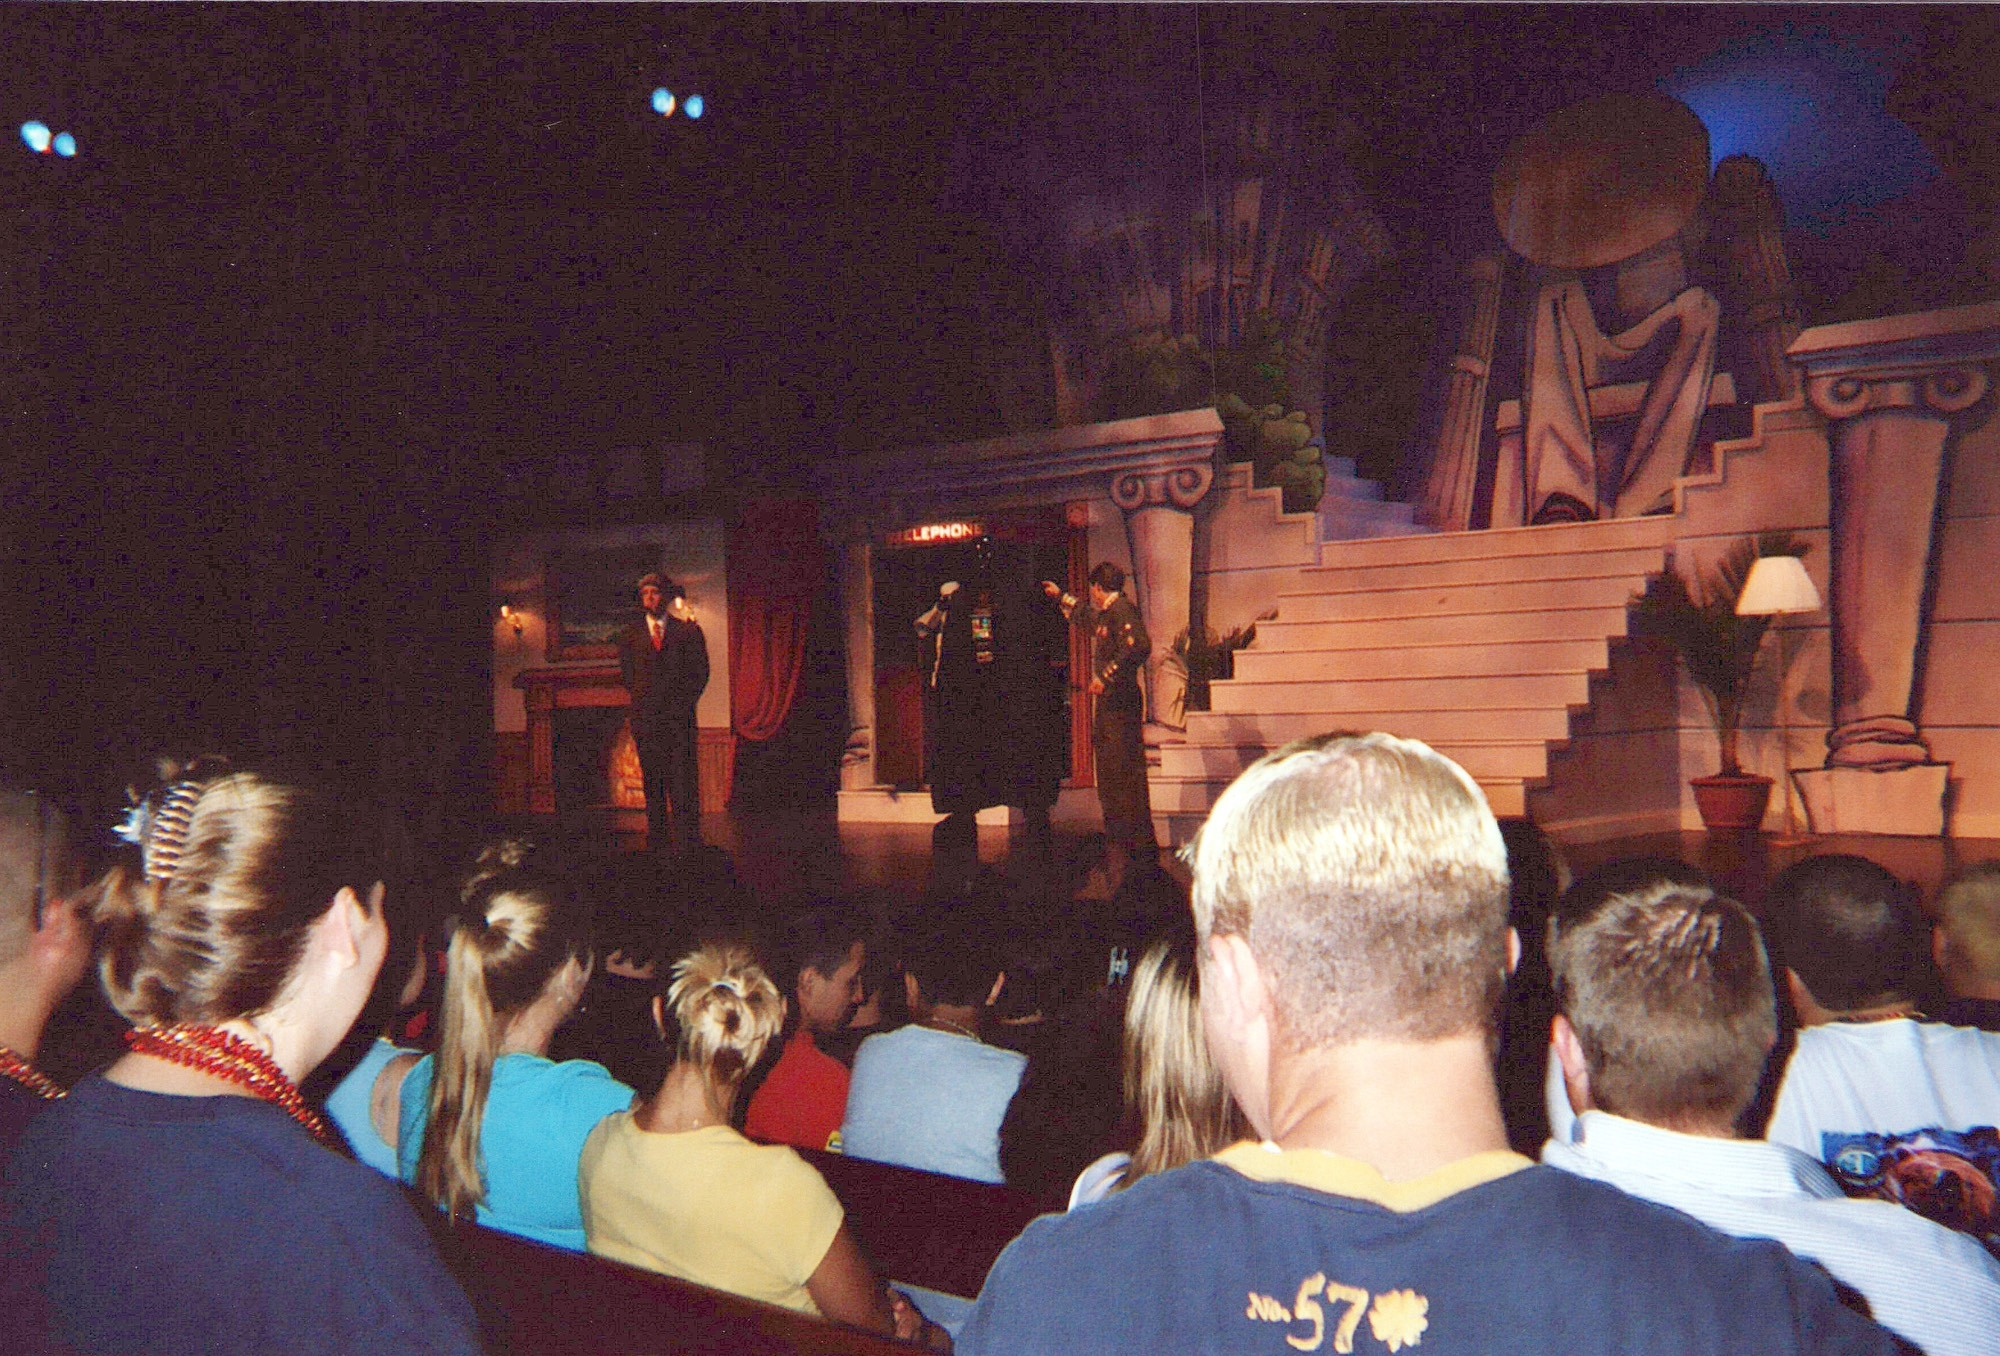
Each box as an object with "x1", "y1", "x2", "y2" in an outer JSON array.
[
  {"x1": 416, "y1": 1203, "x2": 912, "y2": 1356},
  {"x1": 801, "y1": 1149, "x2": 1053, "y2": 1301}
]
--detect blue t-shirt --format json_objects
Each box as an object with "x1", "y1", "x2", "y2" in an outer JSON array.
[
  {"x1": 398, "y1": 1051, "x2": 633, "y2": 1250},
  {"x1": 324, "y1": 1036, "x2": 414, "y2": 1178},
  {"x1": 2, "y1": 1075, "x2": 479, "y2": 1356},
  {"x1": 959, "y1": 1145, "x2": 1907, "y2": 1356},
  {"x1": 840, "y1": 1024, "x2": 1027, "y2": 1184}
]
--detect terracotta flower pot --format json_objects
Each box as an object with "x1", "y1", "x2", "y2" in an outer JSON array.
[{"x1": 1690, "y1": 773, "x2": 1773, "y2": 831}]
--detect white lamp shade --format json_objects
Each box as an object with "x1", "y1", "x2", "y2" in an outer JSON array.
[{"x1": 1736, "y1": 555, "x2": 1821, "y2": 617}]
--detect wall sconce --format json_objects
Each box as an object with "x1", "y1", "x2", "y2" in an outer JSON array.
[{"x1": 499, "y1": 601, "x2": 525, "y2": 639}]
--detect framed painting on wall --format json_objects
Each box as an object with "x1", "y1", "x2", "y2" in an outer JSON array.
[{"x1": 543, "y1": 543, "x2": 665, "y2": 662}]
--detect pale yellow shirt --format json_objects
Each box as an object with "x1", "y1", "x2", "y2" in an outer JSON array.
[{"x1": 579, "y1": 1114, "x2": 844, "y2": 1315}]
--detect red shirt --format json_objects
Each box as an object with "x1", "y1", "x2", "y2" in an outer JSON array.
[{"x1": 743, "y1": 1027, "x2": 851, "y2": 1153}]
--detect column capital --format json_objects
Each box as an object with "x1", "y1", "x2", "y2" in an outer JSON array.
[
  {"x1": 1110, "y1": 462, "x2": 1214, "y2": 513},
  {"x1": 1806, "y1": 366, "x2": 1989, "y2": 421},
  {"x1": 1790, "y1": 300, "x2": 2000, "y2": 414}
]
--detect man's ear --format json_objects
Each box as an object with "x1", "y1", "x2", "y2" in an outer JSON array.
[
  {"x1": 1506, "y1": 926, "x2": 1522, "y2": 978},
  {"x1": 1933, "y1": 923, "x2": 1951, "y2": 978},
  {"x1": 903, "y1": 971, "x2": 921, "y2": 1010},
  {"x1": 651, "y1": 994, "x2": 668, "y2": 1040},
  {"x1": 1203, "y1": 931, "x2": 1270, "y2": 1032},
  {"x1": 1551, "y1": 1014, "x2": 1592, "y2": 1116},
  {"x1": 985, "y1": 971, "x2": 1007, "y2": 1008}
]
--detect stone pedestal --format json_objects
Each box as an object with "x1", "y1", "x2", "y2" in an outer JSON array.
[{"x1": 1795, "y1": 764, "x2": 1950, "y2": 838}]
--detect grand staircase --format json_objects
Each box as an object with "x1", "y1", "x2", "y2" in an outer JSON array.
[{"x1": 1148, "y1": 392, "x2": 1829, "y2": 843}]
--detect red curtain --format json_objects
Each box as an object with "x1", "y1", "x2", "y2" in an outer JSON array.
[{"x1": 726, "y1": 498, "x2": 823, "y2": 745}]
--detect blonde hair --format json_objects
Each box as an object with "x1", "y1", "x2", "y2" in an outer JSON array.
[
  {"x1": 417, "y1": 847, "x2": 591, "y2": 1222},
  {"x1": 667, "y1": 943, "x2": 783, "y2": 1087},
  {"x1": 95, "y1": 763, "x2": 377, "y2": 1028},
  {"x1": 1938, "y1": 863, "x2": 2000, "y2": 986},
  {"x1": 1121, "y1": 933, "x2": 1244, "y2": 1188},
  {"x1": 1184, "y1": 732, "x2": 1510, "y2": 1048}
]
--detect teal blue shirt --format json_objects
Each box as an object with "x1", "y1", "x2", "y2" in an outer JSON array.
[{"x1": 398, "y1": 1052, "x2": 634, "y2": 1251}]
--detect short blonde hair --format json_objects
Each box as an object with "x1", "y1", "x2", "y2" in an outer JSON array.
[
  {"x1": 1938, "y1": 864, "x2": 2000, "y2": 986},
  {"x1": 668, "y1": 943, "x2": 784, "y2": 1084},
  {"x1": 1185, "y1": 732, "x2": 1509, "y2": 1047},
  {"x1": 1121, "y1": 932, "x2": 1244, "y2": 1187}
]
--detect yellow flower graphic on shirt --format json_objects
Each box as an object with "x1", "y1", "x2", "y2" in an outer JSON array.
[{"x1": 1367, "y1": 1290, "x2": 1428, "y2": 1351}]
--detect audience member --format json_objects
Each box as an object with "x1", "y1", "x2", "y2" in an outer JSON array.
[
  {"x1": 1068, "y1": 923, "x2": 1245, "y2": 1208},
  {"x1": 2, "y1": 760, "x2": 478, "y2": 1355},
  {"x1": 1766, "y1": 853, "x2": 2000, "y2": 1246},
  {"x1": 1493, "y1": 818, "x2": 1568, "y2": 1153},
  {"x1": 1544, "y1": 876, "x2": 2000, "y2": 1356},
  {"x1": 841, "y1": 915, "x2": 1024, "y2": 1184},
  {"x1": 1935, "y1": 862, "x2": 2000, "y2": 1032},
  {"x1": 743, "y1": 901, "x2": 870, "y2": 1152},
  {"x1": 394, "y1": 843, "x2": 635, "y2": 1250},
  {"x1": 0, "y1": 788, "x2": 91, "y2": 1156},
  {"x1": 1543, "y1": 854, "x2": 1714, "y2": 1144},
  {"x1": 959, "y1": 732, "x2": 1907, "y2": 1355},
  {"x1": 320, "y1": 881, "x2": 441, "y2": 1177},
  {"x1": 580, "y1": 944, "x2": 944, "y2": 1348}
]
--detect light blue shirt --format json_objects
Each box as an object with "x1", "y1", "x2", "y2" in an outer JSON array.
[
  {"x1": 398, "y1": 1052, "x2": 634, "y2": 1251},
  {"x1": 840, "y1": 1024, "x2": 1026, "y2": 1184},
  {"x1": 1545, "y1": 1109, "x2": 2000, "y2": 1356},
  {"x1": 323, "y1": 1036, "x2": 413, "y2": 1178}
]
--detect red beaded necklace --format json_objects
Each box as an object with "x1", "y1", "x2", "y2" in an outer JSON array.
[
  {"x1": 0, "y1": 1043, "x2": 64, "y2": 1100},
  {"x1": 124, "y1": 1024, "x2": 341, "y2": 1151}
]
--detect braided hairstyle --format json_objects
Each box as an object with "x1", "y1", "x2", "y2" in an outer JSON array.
[{"x1": 416, "y1": 841, "x2": 593, "y2": 1222}]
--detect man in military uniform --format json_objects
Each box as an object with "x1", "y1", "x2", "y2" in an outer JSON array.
[{"x1": 1044, "y1": 561, "x2": 1156, "y2": 895}]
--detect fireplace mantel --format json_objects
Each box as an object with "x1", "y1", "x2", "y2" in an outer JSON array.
[{"x1": 510, "y1": 666, "x2": 732, "y2": 818}]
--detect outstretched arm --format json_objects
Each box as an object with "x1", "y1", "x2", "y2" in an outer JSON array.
[{"x1": 804, "y1": 1223, "x2": 948, "y2": 1347}]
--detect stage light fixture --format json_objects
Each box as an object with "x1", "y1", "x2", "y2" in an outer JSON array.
[
  {"x1": 652, "y1": 87, "x2": 676, "y2": 117},
  {"x1": 20, "y1": 121, "x2": 51, "y2": 154},
  {"x1": 52, "y1": 132, "x2": 75, "y2": 158},
  {"x1": 684, "y1": 94, "x2": 704, "y2": 120}
]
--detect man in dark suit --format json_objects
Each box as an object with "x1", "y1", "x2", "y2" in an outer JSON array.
[
  {"x1": 1044, "y1": 561, "x2": 1156, "y2": 897},
  {"x1": 618, "y1": 572, "x2": 709, "y2": 856}
]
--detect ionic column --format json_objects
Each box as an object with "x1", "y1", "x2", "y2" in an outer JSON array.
[
  {"x1": 1111, "y1": 462, "x2": 1215, "y2": 730},
  {"x1": 1789, "y1": 303, "x2": 2000, "y2": 833}
]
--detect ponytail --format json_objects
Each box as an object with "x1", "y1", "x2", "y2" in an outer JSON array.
[{"x1": 416, "y1": 922, "x2": 503, "y2": 1221}]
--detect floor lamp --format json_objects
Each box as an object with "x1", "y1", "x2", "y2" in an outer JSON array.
[{"x1": 1736, "y1": 555, "x2": 1822, "y2": 844}]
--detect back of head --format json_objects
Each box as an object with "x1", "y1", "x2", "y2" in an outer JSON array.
[
  {"x1": 667, "y1": 942, "x2": 784, "y2": 1084},
  {"x1": 779, "y1": 900, "x2": 869, "y2": 993},
  {"x1": 1122, "y1": 926, "x2": 1243, "y2": 1185},
  {"x1": 0, "y1": 787, "x2": 70, "y2": 970},
  {"x1": 420, "y1": 843, "x2": 592, "y2": 1220},
  {"x1": 1550, "y1": 881, "x2": 1776, "y2": 1131},
  {"x1": 1937, "y1": 863, "x2": 2000, "y2": 992},
  {"x1": 1088, "y1": 561, "x2": 1125, "y2": 594},
  {"x1": 96, "y1": 758, "x2": 377, "y2": 1029},
  {"x1": 902, "y1": 911, "x2": 1005, "y2": 1009},
  {"x1": 1186, "y1": 731, "x2": 1510, "y2": 1047},
  {"x1": 1766, "y1": 854, "x2": 1918, "y2": 1011}
]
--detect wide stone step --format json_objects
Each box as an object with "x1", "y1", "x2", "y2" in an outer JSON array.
[
  {"x1": 1256, "y1": 606, "x2": 1635, "y2": 651},
  {"x1": 1232, "y1": 637, "x2": 1610, "y2": 684},
  {"x1": 1276, "y1": 573, "x2": 1640, "y2": 623},
  {"x1": 1155, "y1": 775, "x2": 1528, "y2": 827},
  {"x1": 1210, "y1": 671, "x2": 1591, "y2": 714},
  {"x1": 1302, "y1": 544, "x2": 1666, "y2": 594},
  {"x1": 1317, "y1": 515, "x2": 1676, "y2": 568},
  {"x1": 1183, "y1": 707, "x2": 1575, "y2": 745},
  {"x1": 1159, "y1": 739, "x2": 1550, "y2": 783}
]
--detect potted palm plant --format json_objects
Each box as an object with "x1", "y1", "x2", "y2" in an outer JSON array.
[{"x1": 1632, "y1": 535, "x2": 1805, "y2": 831}]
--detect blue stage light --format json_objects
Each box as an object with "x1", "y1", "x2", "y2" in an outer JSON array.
[
  {"x1": 21, "y1": 121, "x2": 50, "y2": 154},
  {"x1": 52, "y1": 131, "x2": 75, "y2": 158},
  {"x1": 652, "y1": 87, "x2": 676, "y2": 117},
  {"x1": 684, "y1": 94, "x2": 704, "y2": 120}
]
